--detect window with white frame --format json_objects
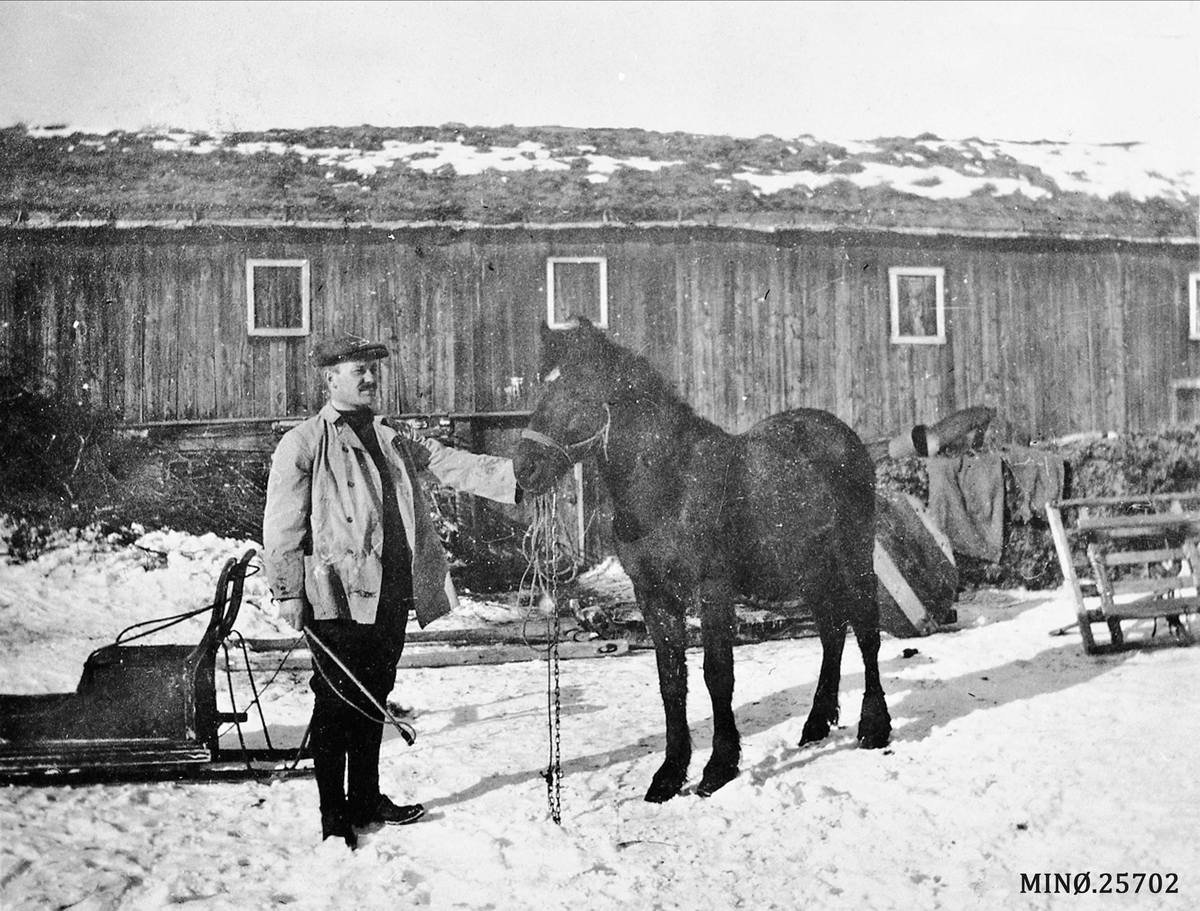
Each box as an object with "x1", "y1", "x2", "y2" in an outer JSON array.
[
  {"x1": 247, "y1": 259, "x2": 310, "y2": 337},
  {"x1": 889, "y1": 266, "x2": 945, "y2": 344},
  {"x1": 1171, "y1": 378, "x2": 1200, "y2": 425},
  {"x1": 1190, "y1": 272, "x2": 1200, "y2": 341},
  {"x1": 547, "y1": 257, "x2": 608, "y2": 328}
]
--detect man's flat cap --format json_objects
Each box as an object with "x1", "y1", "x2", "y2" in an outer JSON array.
[{"x1": 311, "y1": 335, "x2": 390, "y2": 367}]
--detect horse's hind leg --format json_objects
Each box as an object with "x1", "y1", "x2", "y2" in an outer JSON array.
[
  {"x1": 642, "y1": 596, "x2": 691, "y2": 803},
  {"x1": 848, "y1": 578, "x2": 892, "y2": 749},
  {"x1": 697, "y1": 585, "x2": 740, "y2": 797},
  {"x1": 800, "y1": 606, "x2": 847, "y2": 745}
]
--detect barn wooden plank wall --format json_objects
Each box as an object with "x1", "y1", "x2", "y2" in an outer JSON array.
[{"x1": 1, "y1": 225, "x2": 1197, "y2": 442}]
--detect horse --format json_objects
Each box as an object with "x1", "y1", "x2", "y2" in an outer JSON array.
[{"x1": 513, "y1": 318, "x2": 892, "y2": 803}]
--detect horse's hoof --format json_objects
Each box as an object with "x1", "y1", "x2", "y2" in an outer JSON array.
[
  {"x1": 644, "y1": 782, "x2": 679, "y2": 804},
  {"x1": 644, "y1": 763, "x2": 687, "y2": 803},
  {"x1": 857, "y1": 732, "x2": 889, "y2": 749},
  {"x1": 857, "y1": 727, "x2": 891, "y2": 749},
  {"x1": 857, "y1": 715, "x2": 892, "y2": 749},
  {"x1": 857, "y1": 702, "x2": 892, "y2": 749},
  {"x1": 799, "y1": 719, "x2": 831, "y2": 747},
  {"x1": 696, "y1": 766, "x2": 738, "y2": 798}
]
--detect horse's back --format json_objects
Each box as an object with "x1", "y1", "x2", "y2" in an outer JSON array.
[
  {"x1": 727, "y1": 408, "x2": 875, "y2": 597},
  {"x1": 742, "y1": 408, "x2": 874, "y2": 498}
]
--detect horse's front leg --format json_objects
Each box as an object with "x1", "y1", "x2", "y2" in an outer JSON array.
[
  {"x1": 697, "y1": 582, "x2": 739, "y2": 797},
  {"x1": 642, "y1": 594, "x2": 691, "y2": 803}
]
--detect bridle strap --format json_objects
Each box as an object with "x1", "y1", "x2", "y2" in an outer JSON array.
[
  {"x1": 519, "y1": 428, "x2": 574, "y2": 463},
  {"x1": 521, "y1": 404, "x2": 611, "y2": 464}
]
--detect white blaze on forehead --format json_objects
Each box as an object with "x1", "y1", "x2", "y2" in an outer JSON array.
[{"x1": 544, "y1": 366, "x2": 561, "y2": 383}]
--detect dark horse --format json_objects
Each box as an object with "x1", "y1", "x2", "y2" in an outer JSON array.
[{"x1": 513, "y1": 319, "x2": 891, "y2": 803}]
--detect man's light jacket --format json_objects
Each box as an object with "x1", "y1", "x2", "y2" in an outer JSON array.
[{"x1": 264, "y1": 402, "x2": 518, "y2": 628}]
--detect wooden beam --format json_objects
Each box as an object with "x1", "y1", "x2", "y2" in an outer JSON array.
[{"x1": 224, "y1": 638, "x2": 630, "y2": 672}]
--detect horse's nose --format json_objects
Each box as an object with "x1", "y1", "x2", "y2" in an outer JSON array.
[
  {"x1": 513, "y1": 441, "x2": 552, "y2": 495},
  {"x1": 512, "y1": 442, "x2": 536, "y2": 489}
]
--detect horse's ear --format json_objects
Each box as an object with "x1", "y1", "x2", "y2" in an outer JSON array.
[
  {"x1": 574, "y1": 317, "x2": 610, "y2": 353},
  {"x1": 539, "y1": 321, "x2": 566, "y2": 371},
  {"x1": 538, "y1": 316, "x2": 606, "y2": 371}
]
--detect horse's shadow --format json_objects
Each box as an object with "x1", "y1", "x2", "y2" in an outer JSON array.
[
  {"x1": 421, "y1": 626, "x2": 1146, "y2": 808},
  {"x1": 735, "y1": 634, "x2": 1136, "y2": 786}
]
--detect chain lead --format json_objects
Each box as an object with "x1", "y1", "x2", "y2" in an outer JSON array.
[{"x1": 545, "y1": 491, "x2": 563, "y2": 825}]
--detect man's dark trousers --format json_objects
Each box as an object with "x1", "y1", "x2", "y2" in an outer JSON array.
[{"x1": 309, "y1": 610, "x2": 408, "y2": 826}]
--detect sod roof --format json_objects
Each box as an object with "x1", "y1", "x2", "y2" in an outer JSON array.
[{"x1": 3, "y1": 123, "x2": 1196, "y2": 239}]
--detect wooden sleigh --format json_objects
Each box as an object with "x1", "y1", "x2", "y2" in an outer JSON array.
[
  {"x1": 1046, "y1": 494, "x2": 1200, "y2": 654},
  {"x1": 0, "y1": 549, "x2": 312, "y2": 783}
]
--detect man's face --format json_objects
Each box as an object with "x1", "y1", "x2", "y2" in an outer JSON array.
[{"x1": 325, "y1": 358, "x2": 381, "y2": 411}]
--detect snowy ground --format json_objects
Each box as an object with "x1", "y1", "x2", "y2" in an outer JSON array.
[{"x1": 1, "y1": 528, "x2": 1198, "y2": 910}]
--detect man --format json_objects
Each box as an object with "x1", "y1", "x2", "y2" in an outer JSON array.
[{"x1": 263, "y1": 334, "x2": 519, "y2": 849}]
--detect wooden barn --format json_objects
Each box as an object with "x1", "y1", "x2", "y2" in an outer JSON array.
[
  {"x1": 3, "y1": 219, "x2": 1197, "y2": 439},
  {"x1": 2, "y1": 125, "x2": 1197, "y2": 572}
]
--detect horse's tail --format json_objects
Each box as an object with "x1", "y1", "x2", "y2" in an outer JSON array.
[{"x1": 836, "y1": 461, "x2": 879, "y2": 623}]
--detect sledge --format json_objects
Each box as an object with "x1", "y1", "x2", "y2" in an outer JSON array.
[
  {"x1": 0, "y1": 548, "x2": 312, "y2": 783},
  {"x1": 1046, "y1": 494, "x2": 1200, "y2": 654}
]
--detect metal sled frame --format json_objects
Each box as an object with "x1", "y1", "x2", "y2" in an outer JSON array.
[
  {"x1": 0, "y1": 548, "x2": 312, "y2": 783},
  {"x1": 1046, "y1": 494, "x2": 1200, "y2": 654}
]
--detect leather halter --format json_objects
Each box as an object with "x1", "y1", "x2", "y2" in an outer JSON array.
[{"x1": 520, "y1": 404, "x2": 612, "y2": 464}]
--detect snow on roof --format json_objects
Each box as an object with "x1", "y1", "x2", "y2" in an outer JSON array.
[
  {"x1": 144, "y1": 132, "x2": 688, "y2": 180},
  {"x1": 989, "y1": 139, "x2": 1194, "y2": 201},
  {"x1": 8, "y1": 125, "x2": 1196, "y2": 235},
  {"x1": 130, "y1": 128, "x2": 1195, "y2": 203},
  {"x1": 733, "y1": 162, "x2": 1053, "y2": 201}
]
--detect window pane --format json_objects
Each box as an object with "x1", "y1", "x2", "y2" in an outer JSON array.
[
  {"x1": 897, "y1": 274, "x2": 937, "y2": 338},
  {"x1": 1177, "y1": 387, "x2": 1200, "y2": 425},
  {"x1": 253, "y1": 265, "x2": 303, "y2": 329},
  {"x1": 1191, "y1": 274, "x2": 1200, "y2": 340},
  {"x1": 552, "y1": 261, "x2": 601, "y2": 324}
]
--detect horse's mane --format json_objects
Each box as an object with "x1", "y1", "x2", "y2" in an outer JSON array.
[
  {"x1": 549, "y1": 320, "x2": 709, "y2": 429},
  {"x1": 610, "y1": 342, "x2": 680, "y2": 405}
]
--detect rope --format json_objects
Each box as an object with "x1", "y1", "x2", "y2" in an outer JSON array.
[
  {"x1": 216, "y1": 630, "x2": 311, "y2": 772},
  {"x1": 117, "y1": 556, "x2": 259, "y2": 645},
  {"x1": 115, "y1": 604, "x2": 213, "y2": 645},
  {"x1": 520, "y1": 491, "x2": 582, "y2": 593},
  {"x1": 216, "y1": 630, "x2": 303, "y2": 738},
  {"x1": 219, "y1": 639, "x2": 255, "y2": 767}
]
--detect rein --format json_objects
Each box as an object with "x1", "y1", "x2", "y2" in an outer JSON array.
[{"x1": 520, "y1": 404, "x2": 612, "y2": 464}]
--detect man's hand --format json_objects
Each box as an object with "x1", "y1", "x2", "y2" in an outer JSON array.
[{"x1": 276, "y1": 597, "x2": 311, "y2": 631}]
